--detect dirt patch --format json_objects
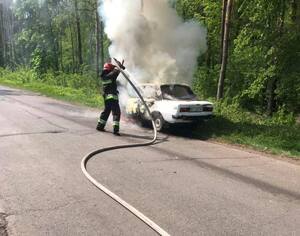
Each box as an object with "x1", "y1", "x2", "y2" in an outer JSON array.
[{"x1": 0, "y1": 213, "x2": 8, "y2": 236}]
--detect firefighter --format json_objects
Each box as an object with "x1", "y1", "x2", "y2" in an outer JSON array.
[{"x1": 96, "y1": 59, "x2": 125, "y2": 136}]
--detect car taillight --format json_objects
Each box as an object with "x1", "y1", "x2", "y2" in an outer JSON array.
[{"x1": 180, "y1": 107, "x2": 190, "y2": 112}]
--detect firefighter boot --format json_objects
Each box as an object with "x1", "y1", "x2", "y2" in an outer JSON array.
[
  {"x1": 96, "y1": 122, "x2": 105, "y2": 132},
  {"x1": 113, "y1": 125, "x2": 120, "y2": 136}
]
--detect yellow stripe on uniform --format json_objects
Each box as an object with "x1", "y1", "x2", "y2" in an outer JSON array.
[
  {"x1": 98, "y1": 119, "x2": 107, "y2": 124},
  {"x1": 106, "y1": 94, "x2": 118, "y2": 100},
  {"x1": 102, "y1": 80, "x2": 112, "y2": 85},
  {"x1": 113, "y1": 121, "x2": 120, "y2": 127}
]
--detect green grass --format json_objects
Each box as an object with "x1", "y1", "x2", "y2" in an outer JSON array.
[
  {"x1": 0, "y1": 69, "x2": 103, "y2": 108},
  {"x1": 193, "y1": 103, "x2": 300, "y2": 159}
]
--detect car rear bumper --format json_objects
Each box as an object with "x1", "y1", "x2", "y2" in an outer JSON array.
[
  {"x1": 172, "y1": 114, "x2": 214, "y2": 118},
  {"x1": 171, "y1": 114, "x2": 214, "y2": 123}
]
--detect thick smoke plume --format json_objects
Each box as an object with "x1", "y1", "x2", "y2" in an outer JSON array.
[{"x1": 101, "y1": 0, "x2": 207, "y2": 86}]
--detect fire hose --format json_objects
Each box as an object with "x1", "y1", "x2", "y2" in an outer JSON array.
[{"x1": 81, "y1": 60, "x2": 170, "y2": 236}]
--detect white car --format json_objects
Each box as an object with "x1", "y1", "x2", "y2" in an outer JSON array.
[{"x1": 126, "y1": 83, "x2": 214, "y2": 131}]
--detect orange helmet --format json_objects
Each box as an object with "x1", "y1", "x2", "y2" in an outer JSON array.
[{"x1": 103, "y1": 63, "x2": 115, "y2": 71}]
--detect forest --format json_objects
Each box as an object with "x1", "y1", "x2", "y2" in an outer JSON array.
[
  {"x1": 1, "y1": 0, "x2": 300, "y2": 114},
  {"x1": 176, "y1": 0, "x2": 300, "y2": 117},
  {"x1": 0, "y1": 0, "x2": 299, "y2": 156}
]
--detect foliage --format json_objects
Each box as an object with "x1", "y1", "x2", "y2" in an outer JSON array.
[
  {"x1": 176, "y1": 0, "x2": 300, "y2": 116},
  {"x1": 2, "y1": 0, "x2": 110, "y2": 73}
]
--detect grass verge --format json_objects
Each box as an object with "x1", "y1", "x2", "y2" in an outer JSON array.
[
  {"x1": 0, "y1": 69, "x2": 103, "y2": 108},
  {"x1": 193, "y1": 103, "x2": 300, "y2": 159}
]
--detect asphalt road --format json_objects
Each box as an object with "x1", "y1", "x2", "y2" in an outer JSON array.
[{"x1": 0, "y1": 85, "x2": 299, "y2": 236}]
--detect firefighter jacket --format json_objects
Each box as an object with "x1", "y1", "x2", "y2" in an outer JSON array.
[{"x1": 101, "y1": 69, "x2": 120, "y2": 97}]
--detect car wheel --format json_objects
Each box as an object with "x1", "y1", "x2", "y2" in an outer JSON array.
[{"x1": 153, "y1": 113, "x2": 165, "y2": 132}]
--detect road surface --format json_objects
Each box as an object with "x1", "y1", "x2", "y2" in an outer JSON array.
[{"x1": 0, "y1": 85, "x2": 299, "y2": 236}]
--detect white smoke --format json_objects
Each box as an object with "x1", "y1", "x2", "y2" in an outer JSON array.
[{"x1": 101, "y1": 0, "x2": 207, "y2": 86}]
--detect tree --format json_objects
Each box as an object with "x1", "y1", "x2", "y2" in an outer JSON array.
[
  {"x1": 44, "y1": 0, "x2": 59, "y2": 71},
  {"x1": 0, "y1": 2, "x2": 4, "y2": 67},
  {"x1": 74, "y1": 0, "x2": 83, "y2": 67},
  {"x1": 217, "y1": 0, "x2": 233, "y2": 100},
  {"x1": 95, "y1": 1, "x2": 100, "y2": 76},
  {"x1": 0, "y1": 0, "x2": 15, "y2": 68},
  {"x1": 220, "y1": 0, "x2": 227, "y2": 63}
]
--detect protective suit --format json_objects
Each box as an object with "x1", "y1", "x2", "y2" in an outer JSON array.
[{"x1": 97, "y1": 61, "x2": 124, "y2": 135}]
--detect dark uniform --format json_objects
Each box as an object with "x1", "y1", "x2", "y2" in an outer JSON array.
[{"x1": 97, "y1": 67, "x2": 121, "y2": 135}]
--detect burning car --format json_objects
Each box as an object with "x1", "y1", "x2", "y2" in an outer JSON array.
[{"x1": 126, "y1": 83, "x2": 214, "y2": 131}]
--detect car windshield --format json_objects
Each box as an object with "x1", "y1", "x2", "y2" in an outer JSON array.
[{"x1": 160, "y1": 84, "x2": 197, "y2": 100}]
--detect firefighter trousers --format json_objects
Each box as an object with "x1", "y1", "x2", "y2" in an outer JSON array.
[{"x1": 98, "y1": 96, "x2": 121, "y2": 132}]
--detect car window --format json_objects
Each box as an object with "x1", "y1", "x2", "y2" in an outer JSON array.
[{"x1": 161, "y1": 85, "x2": 197, "y2": 100}]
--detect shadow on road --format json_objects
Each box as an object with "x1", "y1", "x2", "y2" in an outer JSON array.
[{"x1": 161, "y1": 116, "x2": 300, "y2": 157}]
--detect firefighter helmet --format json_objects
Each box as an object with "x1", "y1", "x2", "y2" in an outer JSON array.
[{"x1": 103, "y1": 63, "x2": 115, "y2": 71}]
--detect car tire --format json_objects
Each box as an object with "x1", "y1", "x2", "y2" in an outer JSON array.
[{"x1": 153, "y1": 113, "x2": 165, "y2": 132}]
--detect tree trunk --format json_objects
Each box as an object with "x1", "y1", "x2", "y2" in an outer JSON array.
[
  {"x1": 49, "y1": 26, "x2": 59, "y2": 71},
  {"x1": 45, "y1": 0, "x2": 59, "y2": 71},
  {"x1": 69, "y1": 21, "x2": 76, "y2": 73},
  {"x1": 3, "y1": 4, "x2": 8, "y2": 67},
  {"x1": 100, "y1": 18, "x2": 105, "y2": 69},
  {"x1": 206, "y1": 39, "x2": 211, "y2": 69},
  {"x1": 59, "y1": 33, "x2": 64, "y2": 72},
  {"x1": 266, "y1": 77, "x2": 277, "y2": 116},
  {"x1": 220, "y1": 0, "x2": 227, "y2": 63},
  {"x1": 9, "y1": 9, "x2": 15, "y2": 66},
  {"x1": 57, "y1": 5, "x2": 63, "y2": 72},
  {"x1": 95, "y1": 7, "x2": 100, "y2": 77},
  {"x1": 0, "y1": 3, "x2": 4, "y2": 67},
  {"x1": 0, "y1": 1, "x2": 13, "y2": 68},
  {"x1": 217, "y1": 0, "x2": 233, "y2": 100},
  {"x1": 74, "y1": 0, "x2": 83, "y2": 67},
  {"x1": 291, "y1": 0, "x2": 300, "y2": 25},
  {"x1": 266, "y1": 0, "x2": 286, "y2": 116}
]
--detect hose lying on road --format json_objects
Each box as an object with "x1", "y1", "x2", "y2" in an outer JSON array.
[{"x1": 81, "y1": 61, "x2": 170, "y2": 236}]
